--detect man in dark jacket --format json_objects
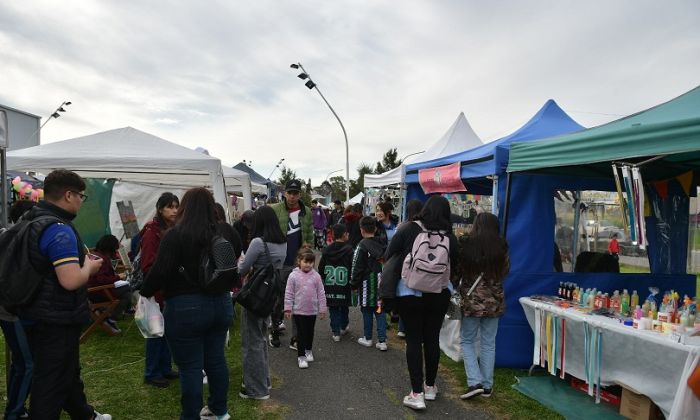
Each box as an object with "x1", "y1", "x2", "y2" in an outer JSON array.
[
  {"x1": 318, "y1": 224, "x2": 354, "y2": 341},
  {"x1": 20, "y1": 169, "x2": 111, "y2": 419},
  {"x1": 328, "y1": 200, "x2": 344, "y2": 227}
]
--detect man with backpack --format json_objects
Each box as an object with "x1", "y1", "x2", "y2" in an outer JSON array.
[{"x1": 9, "y1": 170, "x2": 111, "y2": 419}]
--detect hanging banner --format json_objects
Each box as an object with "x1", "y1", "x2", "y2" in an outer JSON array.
[
  {"x1": 677, "y1": 171, "x2": 693, "y2": 196},
  {"x1": 653, "y1": 180, "x2": 669, "y2": 201},
  {"x1": 418, "y1": 162, "x2": 466, "y2": 194}
]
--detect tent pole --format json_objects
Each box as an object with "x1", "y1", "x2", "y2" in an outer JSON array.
[
  {"x1": 1, "y1": 148, "x2": 7, "y2": 228},
  {"x1": 501, "y1": 173, "x2": 512, "y2": 238},
  {"x1": 491, "y1": 175, "x2": 499, "y2": 216}
]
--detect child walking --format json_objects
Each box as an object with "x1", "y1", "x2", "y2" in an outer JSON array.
[
  {"x1": 284, "y1": 248, "x2": 327, "y2": 369},
  {"x1": 318, "y1": 224, "x2": 354, "y2": 341},
  {"x1": 351, "y1": 216, "x2": 388, "y2": 351}
]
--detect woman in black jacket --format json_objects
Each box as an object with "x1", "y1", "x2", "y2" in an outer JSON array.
[{"x1": 141, "y1": 188, "x2": 241, "y2": 420}]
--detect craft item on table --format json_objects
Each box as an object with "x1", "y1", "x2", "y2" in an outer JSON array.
[
  {"x1": 546, "y1": 314, "x2": 553, "y2": 371},
  {"x1": 621, "y1": 165, "x2": 637, "y2": 244},
  {"x1": 611, "y1": 164, "x2": 630, "y2": 234},
  {"x1": 533, "y1": 308, "x2": 542, "y2": 366},
  {"x1": 631, "y1": 167, "x2": 646, "y2": 248}
]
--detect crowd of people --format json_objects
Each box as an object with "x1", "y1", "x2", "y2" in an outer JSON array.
[{"x1": 0, "y1": 172, "x2": 510, "y2": 418}]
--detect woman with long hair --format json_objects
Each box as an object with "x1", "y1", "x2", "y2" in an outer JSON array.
[
  {"x1": 141, "y1": 188, "x2": 241, "y2": 419},
  {"x1": 140, "y1": 192, "x2": 179, "y2": 388},
  {"x1": 383, "y1": 196, "x2": 460, "y2": 411},
  {"x1": 237, "y1": 206, "x2": 287, "y2": 400},
  {"x1": 457, "y1": 212, "x2": 508, "y2": 400}
]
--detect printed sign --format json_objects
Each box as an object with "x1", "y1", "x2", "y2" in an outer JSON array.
[
  {"x1": 0, "y1": 110, "x2": 7, "y2": 148},
  {"x1": 116, "y1": 200, "x2": 140, "y2": 239},
  {"x1": 418, "y1": 162, "x2": 466, "y2": 194}
]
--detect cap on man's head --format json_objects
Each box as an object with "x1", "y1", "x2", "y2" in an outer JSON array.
[{"x1": 285, "y1": 179, "x2": 302, "y2": 192}]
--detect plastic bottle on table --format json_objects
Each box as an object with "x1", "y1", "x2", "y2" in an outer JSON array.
[
  {"x1": 631, "y1": 290, "x2": 639, "y2": 309},
  {"x1": 621, "y1": 289, "x2": 630, "y2": 316}
]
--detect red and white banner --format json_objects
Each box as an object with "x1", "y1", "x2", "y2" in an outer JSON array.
[{"x1": 418, "y1": 162, "x2": 466, "y2": 194}]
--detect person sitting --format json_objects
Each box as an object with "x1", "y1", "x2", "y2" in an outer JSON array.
[{"x1": 88, "y1": 234, "x2": 133, "y2": 332}]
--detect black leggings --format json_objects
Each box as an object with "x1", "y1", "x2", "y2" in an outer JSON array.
[
  {"x1": 397, "y1": 290, "x2": 450, "y2": 393},
  {"x1": 293, "y1": 315, "x2": 317, "y2": 357}
]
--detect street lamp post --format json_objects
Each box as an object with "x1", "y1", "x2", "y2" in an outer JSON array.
[
  {"x1": 267, "y1": 158, "x2": 285, "y2": 180},
  {"x1": 324, "y1": 168, "x2": 343, "y2": 183},
  {"x1": 26, "y1": 101, "x2": 72, "y2": 144},
  {"x1": 400, "y1": 150, "x2": 425, "y2": 163},
  {"x1": 290, "y1": 62, "x2": 350, "y2": 203}
]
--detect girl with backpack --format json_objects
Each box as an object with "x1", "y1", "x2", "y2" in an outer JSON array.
[
  {"x1": 237, "y1": 206, "x2": 287, "y2": 400},
  {"x1": 457, "y1": 213, "x2": 509, "y2": 400},
  {"x1": 382, "y1": 196, "x2": 460, "y2": 411},
  {"x1": 141, "y1": 188, "x2": 241, "y2": 420}
]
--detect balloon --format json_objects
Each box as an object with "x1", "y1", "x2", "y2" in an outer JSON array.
[
  {"x1": 25, "y1": 183, "x2": 32, "y2": 191},
  {"x1": 30, "y1": 190, "x2": 39, "y2": 201},
  {"x1": 18, "y1": 189, "x2": 26, "y2": 199},
  {"x1": 12, "y1": 176, "x2": 20, "y2": 185},
  {"x1": 12, "y1": 182, "x2": 21, "y2": 192},
  {"x1": 38, "y1": 189, "x2": 44, "y2": 199}
]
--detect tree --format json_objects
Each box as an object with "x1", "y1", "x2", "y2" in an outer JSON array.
[
  {"x1": 351, "y1": 162, "x2": 374, "y2": 197},
  {"x1": 277, "y1": 166, "x2": 297, "y2": 187},
  {"x1": 306, "y1": 178, "x2": 312, "y2": 194},
  {"x1": 375, "y1": 148, "x2": 402, "y2": 174},
  {"x1": 326, "y1": 176, "x2": 347, "y2": 202}
]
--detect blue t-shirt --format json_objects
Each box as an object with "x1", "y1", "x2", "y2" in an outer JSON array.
[{"x1": 39, "y1": 223, "x2": 80, "y2": 268}]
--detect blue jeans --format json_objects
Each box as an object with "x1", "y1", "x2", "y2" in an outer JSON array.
[
  {"x1": 361, "y1": 307, "x2": 386, "y2": 342},
  {"x1": 165, "y1": 293, "x2": 234, "y2": 420},
  {"x1": 460, "y1": 316, "x2": 499, "y2": 389},
  {"x1": 328, "y1": 306, "x2": 349, "y2": 335},
  {"x1": 0, "y1": 320, "x2": 33, "y2": 420},
  {"x1": 144, "y1": 336, "x2": 173, "y2": 380}
]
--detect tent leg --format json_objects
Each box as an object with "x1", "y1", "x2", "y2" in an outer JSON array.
[
  {"x1": 492, "y1": 175, "x2": 499, "y2": 216},
  {"x1": 502, "y1": 173, "x2": 512, "y2": 238}
]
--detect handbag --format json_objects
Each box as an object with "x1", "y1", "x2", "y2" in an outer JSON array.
[
  {"x1": 445, "y1": 291, "x2": 462, "y2": 320},
  {"x1": 235, "y1": 242, "x2": 281, "y2": 317}
]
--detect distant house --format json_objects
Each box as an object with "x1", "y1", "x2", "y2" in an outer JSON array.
[{"x1": 0, "y1": 104, "x2": 41, "y2": 151}]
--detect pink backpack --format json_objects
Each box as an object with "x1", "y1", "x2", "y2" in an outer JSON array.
[{"x1": 401, "y1": 221, "x2": 451, "y2": 293}]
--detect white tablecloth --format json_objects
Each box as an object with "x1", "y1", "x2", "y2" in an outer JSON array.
[{"x1": 520, "y1": 297, "x2": 700, "y2": 419}]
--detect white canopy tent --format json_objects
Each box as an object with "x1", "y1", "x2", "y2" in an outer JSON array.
[{"x1": 364, "y1": 112, "x2": 484, "y2": 188}]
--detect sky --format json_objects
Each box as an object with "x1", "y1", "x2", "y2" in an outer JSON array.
[{"x1": 1, "y1": 1, "x2": 699, "y2": 185}]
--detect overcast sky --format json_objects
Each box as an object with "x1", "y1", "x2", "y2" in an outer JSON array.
[{"x1": 1, "y1": 1, "x2": 698, "y2": 184}]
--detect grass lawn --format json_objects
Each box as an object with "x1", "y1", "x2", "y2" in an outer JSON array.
[
  {"x1": 619, "y1": 263, "x2": 650, "y2": 273},
  {"x1": 439, "y1": 354, "x2": 564, "y2": 420},
  {"x1": 0, "y1": 308, "x2": 284, "y2": 420}
]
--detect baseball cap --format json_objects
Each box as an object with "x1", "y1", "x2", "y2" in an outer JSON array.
[{"x1": 285, "y1": 179, "x2": 302, "y2": 192}]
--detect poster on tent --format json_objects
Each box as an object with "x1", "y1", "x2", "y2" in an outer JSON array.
[
  {"x1": 116, "y1": 200, "x2": 140, "y2": 239},
  {"x1": 418, "y1": 162, "x2": 466, "y2": 194}
]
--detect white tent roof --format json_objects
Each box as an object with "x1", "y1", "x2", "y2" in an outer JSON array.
[
  {"x1": 348, "y1": 191, "x2": 364, "y2": 204},
  {"x1": 222, "y1": 166, "x2": 265, "y2": 195},
  {"x1": 364, "y1": 112, "x2": 483, "y2": 187},
  {"x1": 6, "y1": 126, "x2": 239, "y2": 209}
]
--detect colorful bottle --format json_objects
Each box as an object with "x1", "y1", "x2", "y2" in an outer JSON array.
[
  {"x1": 631, "y1": 290, "x2": 639, "y2": 309},
  {"x1": 621, "y1": 289, "x2": 630, "y2": 316},
  {"x1": 611, "y1": 290, "x2": 621, "y2": 313}
]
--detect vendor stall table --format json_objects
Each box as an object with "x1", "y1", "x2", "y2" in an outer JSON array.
[{"x1": 520, "y1": 297, "x2": 699, "y2": 419}]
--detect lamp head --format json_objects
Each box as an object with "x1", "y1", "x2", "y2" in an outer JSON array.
[
  {"x1": 290, "y1": 63, "x2": 299, "y2": 69},
  {"x1": 64, "y1": 101, "x2": 72, "y2": 106},
  {"x1": 57, "y1": 107, "x2": 66, "y2": 112},
  {"x1": 297, "y1": 73, "x2": 308, "y2": 80},
  {"x1": 51, "y1": 112, "x2": 60, "y2": 118},
  {"x1": 305, "y1": 80, "x2": 316, "y2": 89}
]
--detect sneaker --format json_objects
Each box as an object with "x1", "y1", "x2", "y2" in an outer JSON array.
[
  {"x1": 375, "y1": 341, "x2": 388, "y2": 351},
  {"x1": 481, "y1": 388, "x2": 493, "y2": 398},
  {"x1": 298, "y1": 356, "x2": 309, "y2": 369},
  {"x1": 277, "y1": 321, "x2": 286, "y2": 331},
  {"x1": 200, "y1": 406, "x2": 215, "y2": 418},
  {"x1": 424, "y1": 383, "x2": 438, "y2": 401},
  {"x1": 18, "y1": 409, "x2": 29, "y2": 419},
  {"x1": 332, "y1": 335, "x2": 341, "y2": 342},
  {"x1": 102, "y1": 320, "x2": 121, "y2": 334},
  {"x1": 164, "y1": 370, "x2": 180, "y2": 380},
  {"x1": 340, "y1": 327, "x2": 350, "y2": 336},
  {"x1": 397, "y1": 331, "x2": 406, "y2": 338},
  {"x1": 289, "y1": 338, "x2": 298, "y2": 351},
  {"x1": 239, "y1": 390, "x2": 270, "y2": 400},
  {"x1": 357, "y1": 337, "x2": 372, "y2": 347},
  {"x1": 144, "y1": 377, "x2": 169, "y2": 388},
  {"x1": 269, "y1": 333, "x2": 281, "y2": 348},
  {"x1": 305, "y1": 350, "x2": 314, "y2": 362},
  {"x1": 460, "y1": 384, "x2": 484, "y2": 400},
  {"x1": 93, "y1": 412, "x2": 112, "y2": 420},
  {"x1": 402, "y1": 391, "x2": 426, "y2": 410}
]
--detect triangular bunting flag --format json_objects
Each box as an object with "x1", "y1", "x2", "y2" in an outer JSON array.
[
  {"x1": 653, "y1": 180, "x2": 669, "y2": 200},
  {"x1": 677, "y1": 171, "x2": 693, "y2": 196}
]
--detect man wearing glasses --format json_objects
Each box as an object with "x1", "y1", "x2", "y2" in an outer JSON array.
[{"x1": 19, "y1": 169, "x2": 111, "y2": 419}]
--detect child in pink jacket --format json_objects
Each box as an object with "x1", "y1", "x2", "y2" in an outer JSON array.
[{"x1": 284, "y1": 247, "x2": 327, "y2": 369}]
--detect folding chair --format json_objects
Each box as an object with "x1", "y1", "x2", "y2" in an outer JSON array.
[{"x1": 80, "y1": 284, "x2": 121, "y2": 343}]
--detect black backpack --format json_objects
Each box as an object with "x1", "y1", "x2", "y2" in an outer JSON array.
[
  {"x1": 179, "y1": 234, "x2": 239, "y2": 292},
  {"x1": 0, "y1": 215, "x2": 58, "y2": 312},
  {"x1": 236, "y1": 242, "x2": 281, "y2": 317}
]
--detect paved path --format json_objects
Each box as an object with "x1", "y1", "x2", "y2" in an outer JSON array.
[{"x1": 268, "y1": 307, "x2": 492, "y2": 419}]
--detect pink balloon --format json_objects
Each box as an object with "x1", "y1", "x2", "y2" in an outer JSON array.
[
  {"x1": 31, "y1": 190, "x2": 40, "y2": 201},
  {"x1": 12, "y1": 176, "x2": 21, "y2": 185}
]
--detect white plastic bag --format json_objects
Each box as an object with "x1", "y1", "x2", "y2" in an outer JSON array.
[{"x1": 134, "y1": 295, "x2": 164, "y2": 338}]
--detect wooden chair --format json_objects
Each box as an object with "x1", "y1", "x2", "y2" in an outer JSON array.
[{"x1": 80, "y1": 284, "x2": 121, "y2": 343}]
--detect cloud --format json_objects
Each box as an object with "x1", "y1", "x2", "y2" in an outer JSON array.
[{"x1": 0, "y1": 0, "x2": 698, "y2": 184}]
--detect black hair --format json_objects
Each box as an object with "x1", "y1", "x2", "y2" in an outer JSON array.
[
  {"x1": 352, "y1": 203, "x2": 363, "y2": 214},
  {"x1": 43, "y1": 169, "x2": 86, "y2": 201},
  {"x1": 459, "y1": 212, "x2": 509, "y2": 284},
  {"x1": 297, "y1": 246, "x2": 316, "y2": 263},
  {"x1": 377, "y1": 201, "x2": 394, "y2": 215},
  {"x1": 252, "y1": 205, "x2": 286, "y2": 244},
  {"x1": 154, "y1": 192, "x2": 179, "y2": 226},
  {"x1": 405, "y1": 199, "x2": 423, "y2": 222},
  {"x1": 359, "y1": 216, "x2": 376, "y2": 233},
  {"x1": 214, "y1": 203, "x2": 226, "y2": 222},
  {"x1": 332, "y1": 223, "x2": 347, "y2": 239},
  {"x1": 9, "y1": 200, "x2": 37, "y2": 223},
  {"x1": 175, "y1": 187, "x2": 216, "y2": 249},
  {"x1": 95, "y1": 234, "x2": 120, "y2": 254},
  {"x1": 417, "y1": 195, "x2": 452, "y2": 231},
  {"x1": 334, "y1": 200, "x2": 342, "y2": 206},
  {"x1": 240, "y1": 210, "x2": 255, "y2": 229}
]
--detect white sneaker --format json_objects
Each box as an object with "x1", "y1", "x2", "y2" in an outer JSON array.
[
  {"x1": 332, "y1": 335, "x2": 341, "y2": 342},
  {"x1": 424, "y1": 383, "x2": 438, "y2": 400},
  {"x1": 93, "y1": 412, "x2": 112, "y2": 420},
  {"x1": 298, "y1": 356, "x2": 309, "y2": 369},
  {"x1": 403, "y1": 391, "x2": 426, "y2": 410},
  {"x1": 357, "y1": 337, "x2": 372, "y2": 347},
  {"x1": 340, "y1": 327, "x2": 350, "y2": 336},
  {"x1": 305, "y1": 350, "x2": 314, "y2": 362},
  {"x1": 397, "y1": 331, "x2": 406, "y2": 338},
  {"x1": 375, "y1": 341, "x2": 388, "y2": 351},
  {"x1": 200, "y1": 406, "x2": 215, "y2": 419}
]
